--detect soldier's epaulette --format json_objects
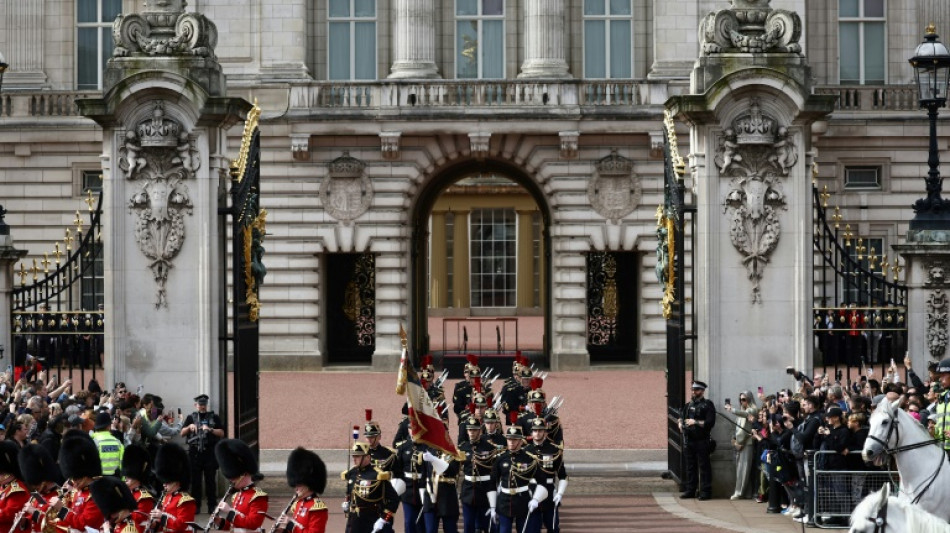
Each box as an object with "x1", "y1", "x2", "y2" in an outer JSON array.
[
  {"x1": 375, "y1": 468, "x2": 391, "y2": 481},
  {"x1": 310, "y1": 500, "x2": 327, "y2": 512},
  {"x1": 177, "y1": 494, "x2": 195, "y2": 506},
  {"x1": 7, "y1": 481, "x2": 25, "y2": 494},
  {"x1": 121, "y1": 522, "x2": 137, "y2": 533},
  {"x1": 383, "y1": 445, "x2": 396, "y2": 454},
  {"x1": 138, "y1": 489, "x2": 154, "y2": 500},
  {"x1": 340, "y1": 471, "x2": 348, "y2": 481},
  {"x1": 250, "y1": 488, "x2": 268, "y2": 501}
]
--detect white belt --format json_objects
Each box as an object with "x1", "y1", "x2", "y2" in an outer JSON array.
[
  {"x1": 405, "y1": 473, "x2": 422, "y2": 480},
  {"x1": 500, "y1": 486, "x2": 529, "y2": 495},
  {"x1": 233, "y1": 528, "x2": 260, "y2": 533},
  {"x1": 464, "y1": 475, "x2": 491, "y2": 482},
  {"x1": 545, "y1": 478, "x2": 555, "y2": 484}
]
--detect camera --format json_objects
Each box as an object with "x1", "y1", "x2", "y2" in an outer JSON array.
[
  {"x1": 786, "y1": 366, "x2": 795, "y2": 375},
  {"x1": 724, "y1": 398, "x2": 731, "y2": 407}
]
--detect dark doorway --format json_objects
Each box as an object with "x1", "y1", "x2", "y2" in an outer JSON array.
[
  {"x1": 586, "y1": 251, "x2": 639, "y2": 363},
  {"x1": 326, "y1": 253, "x2": 376, "y2": 364}
]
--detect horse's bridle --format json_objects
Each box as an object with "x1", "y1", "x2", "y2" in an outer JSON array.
[
  {"x1": 864, "y1": 494, "x2": 889, "y2": 533},
  {"x1": 866, "y1": 408, "x2": 944, "y2": 504}
]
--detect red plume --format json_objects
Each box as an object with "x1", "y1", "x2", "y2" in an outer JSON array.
[
  {"x1": 534, "y1": 402, "x2": 543, "y2": 416},
  {"x1": 421, "y1": 354, "x2": 432, "y2": 368},
  {"x1": 421, "y1": 378, "x2": 429, "y2": 389},
  {"x1": 509, "y1": 411, "x2": 518, "y2": 425},
  {"x1": 365, "y1": 409, "x2": 373, "y2": 421},
  {"x1": 531, "y1": 377, "x2": 543, "y2": 391},
  {"x1": 467, "y1": 354, "x2": 478, "y2": 366},
  {"x1": 468, "y1": 402, "x2": 476, "y2": 415},
  {"x1": 474, "y1": 377, "x2": 482, "y2": 393}
]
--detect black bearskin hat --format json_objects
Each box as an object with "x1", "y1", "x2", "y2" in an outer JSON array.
[
  {"x1": 214, "y1": 439, "x2": 262, "y2": 481},
  {"x1": 154, "y1": 444, "x2": 191, "y2": 491},
  {"x1": 121, "y1": 445, "x2": 151, "y2": 482},
  {"x1": 89, "y1": 476, "x2": 136, "y2": 519},
  {"x1": 18, "y1": 444, "x2": 56, "y2": 486},
  {"x1": 285, "y1": 447, "x2": 326, "y2": 494},
  {"x1": 58, "y1": 434, "x2": 102, "y2": 479},
  {"x1": 0, "y1": 441, "x2": 22, "y2": 479}
]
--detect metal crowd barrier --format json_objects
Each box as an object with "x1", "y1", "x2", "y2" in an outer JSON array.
[{"x1": 809, "y1": 450, "x2": 899, "y2": 528}]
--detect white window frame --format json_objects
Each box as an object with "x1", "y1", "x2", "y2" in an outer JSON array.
[
  {"x1": 327, "y1": 0, "x2": 378, "y2": 81},
  {"x1": 470, "y1": 208, "x2": 517, "y2": 308},
  {"x1": 838, "y1": 0, "x2": 887, "y2": 85},
  {"x1": 76, "y1": 0, "x2": 120, "y2": 90},
  {"x1": 582, "y1": 0, "x2": 633, "y2": 79},
  {"x1": 455, "y1": 0, "x2": 506, "y2": 80}
]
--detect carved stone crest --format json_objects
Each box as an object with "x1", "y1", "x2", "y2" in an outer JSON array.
[
  {"x1": 120, "y1": 102, "x2": 197, "y2": 308},
  {"x1": 717, "y1": 98, "x2": 797, "y2": 303},
  {"x1": 320, "y1": 152, "x2": 373, "y2": 224},
  {"x1": 699, "y1": 0, "x2": 802, "y2": 55},
  {"x1": 588, "y1": 150, "x2": 641, "y2": 222},
  {"x1": 113, "y1": 0, "x2": 218, "y2": 58},
  {"x1": 926, "y1": 261, "x2": 950, "y2": 358}
]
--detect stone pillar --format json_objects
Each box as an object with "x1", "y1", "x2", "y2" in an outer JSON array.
[
  {"x1": 259, "y1": 0, "x2": 310, "y2": 80},
  {"x1": 0, "y1": 0, "x2": 47, "y2": 88},
  {"x1": 430, "y1": 211, "x2": 448, "y2": 308},
  {"x1": 80, "y1": 0, "x2": 250, "y2": 411},
  {"x1": 894, "y1": 242, "x2": 950, "y2": 373},
  {"x1": 516, "y1": 210, "x2": 535, "y2": 308},
  {"x1": 0, "y1": 210, "x2": 27, "y2": 369},
  {"x1": 452, "y1": 210, "x2": 470, "y2": 309},
  {"x1": 388, "y1": 0, "x2": 440, "y2": 79},
  {"x1": 668, "y1": 1, "x2": 835, "y2": 497},
  {"x1": 519, "y1": 0, "x2": 570, "y2": 78}
]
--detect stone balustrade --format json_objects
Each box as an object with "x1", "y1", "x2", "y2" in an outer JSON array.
[
  {"x1": 814, "y1": 84, "x2": 918, "y2": 112},
  {"x1": 0, "y1": 91, "x2": 99, "y2": 118}
]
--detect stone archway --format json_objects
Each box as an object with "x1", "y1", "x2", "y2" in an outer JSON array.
[{"x1": 409, "y1": 158, "x2": 554, "y2": 372}]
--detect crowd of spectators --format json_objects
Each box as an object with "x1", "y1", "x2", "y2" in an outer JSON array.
[{"x1": 723, "y1": 354, "x2": 939, "y2": 527}]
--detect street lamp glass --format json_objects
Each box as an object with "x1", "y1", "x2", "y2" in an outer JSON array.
[{"x1": 911, "y1": 28, "x2": 950, "y2": 104}]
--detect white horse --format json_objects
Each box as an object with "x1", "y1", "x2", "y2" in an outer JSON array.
[
  {"x1": 850, "y1": 484, "x2": 950, "y2": 533},
  {"x1": 862, "y1": 399, "x2": 950, "y2": 521}
]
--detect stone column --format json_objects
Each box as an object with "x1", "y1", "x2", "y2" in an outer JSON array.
[
  {"x1": 0, "y1": 211, "x2": 27, "y2": 369},
  {"x1": 388, "y1": 0, "x2": 440, "y2": 79},
  {"x1": 430, "y1": 211, "x2": 448, "y2": 308},
  {"x1": 452, "y1": 210, "x2": 470, "y2": 309},
  {"x1": 518, "y1": 0, "x2": 570, "y2": 78},
  {"x1": 0, "y1": 0, "x2": 47, "y2": 88},
  {"x1": 516, "y1": 210, "x2": 535, "y2": 308},
  {"x1": 80, "y1": 1, "x2": 250, "y2": 411},
  {"x1": 894, "y1": 242, "x2": 950, "y2": 373}
]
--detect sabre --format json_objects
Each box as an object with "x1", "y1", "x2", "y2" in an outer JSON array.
[
  {"x1": 436, "y1": 370, "x2": 449, "y2": 387},
  {"x1": 521, "y1": 509, "x2": 534, "y2": 533}
]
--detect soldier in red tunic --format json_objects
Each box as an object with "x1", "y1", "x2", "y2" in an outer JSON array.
[
  {"x1": 274, "y1": 448, "x2": 327, "y2": 533},
  {"x1": 17, "y1": 444, "x2": 60, "y2": 533},
  {"x1": 212, "y1": 439, "x2": 268, "y2": 532},
  {"x1": 89, "y1": 476, "x2": 143, "y2": 533},
  {"x1": 49, "y1": 434, "x2": 106, "y2": 533},
  {"x1": 121, "y1": 445, "x2": 155, "y2": 529},
  {"x1": 0, "y1": 440, "x2": 30, "y2": 533},
  {"x1": 148, "y1": 444, "x2": 195, "y2": 533}
]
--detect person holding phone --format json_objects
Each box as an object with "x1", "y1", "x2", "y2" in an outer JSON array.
[
  {"x1": 724, "y1": 390, "x2": 757, "y2": 500},
  {"x1": 678, "y1": 381, "x2": 716, "y2": 500}
]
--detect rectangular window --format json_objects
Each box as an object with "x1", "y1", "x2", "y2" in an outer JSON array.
[
  {"x1": 456, "y1": 0, "x2": 505, "y2": 79},
  {"x1": 470, "y1": 208, "x2": 516, "y2": 307},
  {"x1": 82, "y1": 170, "x2": 103, "y2": 193},
  {"x1": 583, "y1": 0, "x2": 632, "y2": 79},
  {"x1": 844, "y1": 166, "x2": 881, "y2": 189},
  {"x1": 328, "y1": 0, "x2": 377, "y2": 80},
  {"x1": 839, "y1": 0, "x2": 885, "y2": 84},
  {"x1": 76, "y1": 0, "x2": 122, "y2": 90}
]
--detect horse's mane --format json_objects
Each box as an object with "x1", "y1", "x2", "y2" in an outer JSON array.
[
  {"x1": 852, "y1": 488, "x2": 950, "y2": 533},
  {"x1": 874, "y1": 399, "x2": 934, "y2": 443}
]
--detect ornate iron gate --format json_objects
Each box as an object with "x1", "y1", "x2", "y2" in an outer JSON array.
[
  {"x1": 659, "y1": 111, "x2": 694, "y2": 485},
  {"x1": 11, "y1": 191, "x2": 104, "y2": 387},
  {"x1": 227, "y1": 103, "x2": 264, "y2": 451},
  {"x1": 586, "y1": 252, "x2": 639, "y2": 363},
  {"x1": 812, "y1": 182, "x2": 907, "y2": 381}
]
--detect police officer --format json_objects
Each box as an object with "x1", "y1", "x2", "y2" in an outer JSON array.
[
  {"x1": 458, "y1": 415, "x2": 501, "y2": 533},
  {"x1": 91, "y1": 410, "x2": 124, "y2": 476},
  {"x1": 341, "y1": 442, "x2": 399, "y2": 533},
  {"x1": 180, "y1": 394, "x2": 223, "y2": 514},
  {"x1": 678, "y1": 381, "x2": 716, "y2": 500},
  {"x1": 934, "y1": 357, "x2": 950, "y2": 459},
  {"x1": 488, "y1": 426, "x2": 548, "y2": 533}
]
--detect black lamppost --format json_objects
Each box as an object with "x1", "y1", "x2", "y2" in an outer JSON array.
[{"x1": 909, "y1": 24, "x2": 950, "y2": 230}]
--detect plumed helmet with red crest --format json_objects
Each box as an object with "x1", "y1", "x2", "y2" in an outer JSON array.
[{"x1": 363, "y1": 409, "x2": 381, "y2": 436}]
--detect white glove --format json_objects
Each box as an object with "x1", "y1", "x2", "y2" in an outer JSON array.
[
  {"x1": 371, "y1": 518, "x2": 386, "y2": 532},
  {"x1": 341, "y1": 502, "x2": 349, "y2": 512},
  {"x1": 422, "y1": 451, "x2": 435, "y2": 462},
  {"x1": 527, "y1": 499, "x2": 539, "y2": 513},
  {"x1": 552, "y1": 493, "x2": 562, "y2": 506},
  {"x1": 486, "y1": 507, "x2": 497, "y2": 523}
]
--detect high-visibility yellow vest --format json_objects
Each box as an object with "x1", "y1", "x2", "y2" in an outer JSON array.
[
  {"x1": 936, "y1": 392, "x2": 950, "y2": 451},
  {"x1": 92, "y1": 430, "x2": 124, "y2": 474}
]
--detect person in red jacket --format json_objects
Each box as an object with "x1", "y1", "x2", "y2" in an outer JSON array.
[
  {"x1": 18, "y1": 444, "x2": 60, "y2": 533},
  {"x1": 122, "y1": 444, "x2": 155, "y2": 528},
  {"x1": 212, "y1": 439, "x2": 268, "y2": 532},
  {"x1": 274, "y1": 448, "x2": 327, "y2": 533},
  {"x1": 0, "y1": 440, "x2": 30, "y2": 533},
  {"x1": 49, "y1": 434, "x2": 105, "y2": 533},
  {"x1": 148, "y1": 444, "x2": 196, "y2": 533},
  {"x1": 89, "y1": 476, "x2": 143, "y2": 533}
]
